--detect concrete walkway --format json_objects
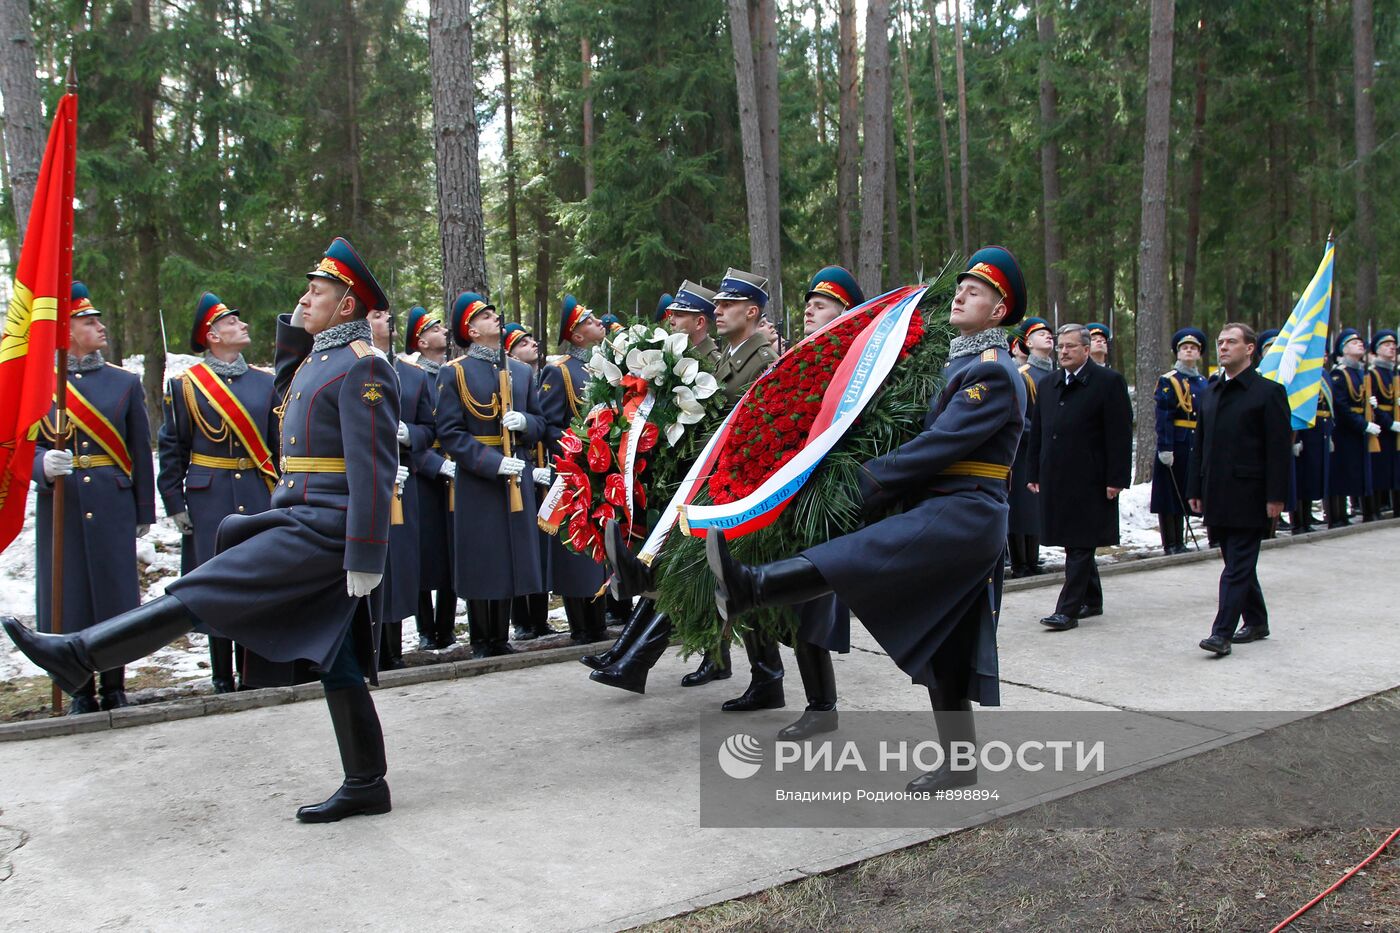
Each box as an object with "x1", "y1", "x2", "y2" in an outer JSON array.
[{"x1": 2, "y1": 526, "x2": 1398, "y2": 931}]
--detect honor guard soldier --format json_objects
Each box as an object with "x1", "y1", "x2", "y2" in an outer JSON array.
[
  {"x1": 505, "y1": 321, "x2": 557, "y2": 641},
  {"x1": 539, "y1": 297, "x2": 610, "y2": 643},
  {"x1": 158, "y1": 292, "x2": 293, "y2": 692},
  {"x1": 1328, "y1": 329, "x2": 1379, "y2": 526},
  {"x1": 403, "y1": 305, "x2": 459, "y2": 650},
  {"x1": 1086, "y1": 321, "x2": 1113, "y2": 369},
  {"x1": 1007, "y1": 316, "x2": 1054, "y2": 576},
  {"x1": 706, "y1": 246, "x2": 1029, "y2": 793},
  {"x1": 1367, "y1": 330, "x2": 1400, "y2": 518},
  {"x1": 367, "y1": 306, "x2": 426, "y2": 669},
  {"x1": 8, "y1": 237, "x2": 401, "y2": 822},
  {"x1": 600, "y1": 313, "x2": 624, "y2": 333},
  {"x1": 1293, "y1": 377, "x2": 1333, "y2": 533},
  {"x1": 33, "y1": 282, "x2": 156, "y2": 713},
  {"x1": 705, "y1": 267, "x2": 783, "y2": 709},
  {"x1": 436, "y1": 292, "x2": 548, "y2": 658},
  {"x1": 1151, "y1": 328, "x2": 1207, "y2": 554}
]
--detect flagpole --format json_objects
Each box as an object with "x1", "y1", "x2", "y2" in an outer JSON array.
[{"x1": 49, "y1": 63, "x2": 78, "y2": 715}]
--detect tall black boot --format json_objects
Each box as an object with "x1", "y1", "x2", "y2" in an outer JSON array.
[
  {"x1": 1328, "y1": 495, "x2": 1350, "y2": 528},
  {"x1": 564, "y1": 597, "x2": 588, "y2": 644},
  {"x1": 210, "y1": 635, "x2": 236, "y2": 693},
  {"x1": 778, "y1": 641, "x2": 837, "y2": 739},
  {"x1": 526, "y1": 593, "x2": 554, "y2": 638},
  {"x1": 99, "y1": 666, "x2": 130, "y2": 710},
  {"x1": 488, "y1": 599, "x2": 515, "y2": 656},
  {"x1": 707, "y1": 532, "x2": 832, "y2": 621},
  {"x1": 906, "y1": 685, "x2": 978, "y2": 794},
  {"x1": 3, "y1": 595, "x2": 193, "y2": 695},
  {"x1": 467, "y1": 599, "x2": 493, "y2": 658},
  {"x1": 721, "y1": 631, "x2": 785, "y2": 711},
  {"x1": 680, "y1": 638, "x2": 732, "y2": 686},
  {"x1": 434, "y1": 589, "x2": 458, "y2": 649},
  {"x1": 379, "y1": 622, "x2": 404, "y2": 670},
  {"x1": 588, "y1": 613, "x2": 673, "y2": 694},
  {"x1": 605, "y1": 593, "x2": 633, "y2": 629},
  {"x1": 604, "y1": 519, "x2": 657, "y2": 599},
  {"x1": 295, "y1": 685, "x2": 392, "y2": 823},
  {"x1": 581, "y1": 598, "x2": 655, "y2": 670},
  {"x1": 415, "y1": 592, "x2": 436, "y2": 650},
  {"x1": 582, "y1": 596, "x2": 609, "y2": 642},
  {"x1": 512, "y1": 595, "x2": 543, "y2": 641},
  {"x1": 67, "y1": 677, "x2": 100, "y2": 715}
]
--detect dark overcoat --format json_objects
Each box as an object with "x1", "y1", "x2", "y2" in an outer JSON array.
[
  {"x1": 435, "y1": 353, "x2": 547, "y2": 599},
  {"x1": 1150, "y1": 368, "x2": 1206, "y2": 515},
  {"x1": 1295, "y1": 380, "x2": 1333, "y2": 502},
  {"x1": 1007, "y1": 359, "x2": 1053, "y2": 535},
  {"x1": 1186, "y1": 365, "x2": 1291, "y2": 529},
  {"x1": 1370, "y1": 362, "x2": 1399, "y2": 494},
  {"x1": 1026, "y1": 360, "x2": 1133, "y2": 549},
  {"x1": 157, "y1": 362, "x2": 278, "y2": 567},
  {"x1": 1327, "y1": 364, "x2": 1372, "y2": 498},
  {"x1": 538, "y1": 353, "x2": 606, "y2": 597},
  {"x1": 410, "y1": 359, "x2": 454, "y2": 592},
  {"x1": 166, "y1": 316, "x2": 399, "y2": 680},
  {"x1": 803, "y1": 345, "x2": 1026, "y2": 706},
  {"x1": 34, "y1": 363, "x2": 156, "y2": 634},
  {"x1": 379, "y1": 357, "x2": 435, "y2": 622}
]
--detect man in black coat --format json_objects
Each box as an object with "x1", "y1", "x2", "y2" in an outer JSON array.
[
  {"x1": 1187, "y1": 323, "x2": 1291, "y2": 656},
  {"x1": 1027, "y1": 323, "x2": 1133, "y2": 630}
]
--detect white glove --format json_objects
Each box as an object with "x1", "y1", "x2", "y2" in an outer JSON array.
[
  {"x1": 532, "y1": 466, "x2": 552, "y2": 486},
  {"x1": 501, "y1": 410, "x2": 527, "y2": 432},
  {"x1": 136, "y1": 525, "x2": 150, "y2": 538},
  {"x1": 346, "y1": 571, "x2": 382, "y2": 597},
  {"x1": 395, "y1": 465, "x2": 410, "y2": 486},
  {"x1": 439, "y1": 460, "x2": 457, "y2": 480},
  {"x1": 497, "y1": 456, "x2": 526, "y2": 477},
  {"x1": 43, "y1": 449, "x2": 73, "y2": 479},
  {"x1": 172, "y1": 511, "x2": 194, "y2": 535},
  {"x1": 1370, "y1": 396, "x2": 1379, "y2": 408},
  {"x1": 397, "y1": 421, "x2": 411, "y2": 447},
  {"x1": 1292, "y1": 441, "x2": 1303, "y2": 457},
  {"x1": 1366, "y1": 422, "x2": 1382, "y2": 436},
  {"x1": 1157, "y1": 451, "x2": 1174, "y2": 467},
  {"x1": 1328, "y1": 438, "x2": 1335, "y2": 453},
  {"x1": 289, "y1": 303, "x2": 304, "y2": 328},
  {"x1": 1390, "y1": 422, "x2": 1400, "y2": 434}
]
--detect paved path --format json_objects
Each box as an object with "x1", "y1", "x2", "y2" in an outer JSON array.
[{"x1": 3, "y1": 526, "x2": 1397, "y2": 931}]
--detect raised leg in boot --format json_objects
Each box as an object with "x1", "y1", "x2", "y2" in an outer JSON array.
[
  {"x1": 2, "y1": 595, "x2": 194, "y2": 695},
  {"x1": 721, "y1": 631, "x2": 785, "y2": 712},
  {"x1": 778, "y1": 640, "x2": 837, "y2": 739},
  {"x1": 581, "y1": 598, "x2": 654, "y2": 670},
  {"x1": 706, "y1": 532, "x2": 833, "y2": 621},
  {"x1": 589, "y1": 612, "x2": 673, "y2": 695},
  {"x1": 296, "y1": 638, "x2": 390, "y2": 823},
  {"x1": 604, "y1": 519, "x2": 657, "y2": 599}
]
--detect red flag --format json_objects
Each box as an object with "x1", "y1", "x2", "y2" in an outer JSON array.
[{"x1": 0, "y1": 93, "x2": 77, "y2": 554}]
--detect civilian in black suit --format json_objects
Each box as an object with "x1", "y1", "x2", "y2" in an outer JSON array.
[
  {"x1": 1187, "y1": 323, "x2": 1292, "y2": 656},
  {"x1": 1027, "y1": 324, "x2": 1133, "y2": 630}
]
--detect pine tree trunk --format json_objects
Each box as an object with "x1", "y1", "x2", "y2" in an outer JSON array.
[
  {"x1": 951, "y1": 0, "x2": 970, "y2": 255},
  {"x1": 924, "y1": 0, "x2": 956, "y2": 261},
  {"x1": 813, "y1": 0, "x2": 827, "y2": 146},
  {"x1": 133, "y1": 0, "x2": 164, "y2": 432},
  {"x1": 0, "y1": 0, "x2": 44, "y2": 234},
  {"x1": 1352, "y1": 0, "x2": 1378, "y2": 318},
  {"x1": 1036, "y1": 3, "x2": 1066, "y2": 318},
  {"x1": 502, "y1": 0, "x2": 521, "y2": 320},
  {"x1": 343, "y1": 0, "x2": 364, "y2": 238},
  {"x1": 728, "y1": 0, "x2": 775, "y2": 285},
  {"x1": 1179, "y1": 15, "x2": 1208, "y2": 327},
  {"x1": 755, "y1": 0, "x2": 782, "y2": 295},
  {"x1": 897, "y1": 0, "x2": 920, "y2": 275},
  {"x1": 429, "y1": 0, "x2": 489, "y2": 306},
  {"x1": 836, "y1": 0, "x2": 859, "y2": 271},
  {"x1": 581, "y1": 36, "x2": 594, "y2": 199},
  {"x1": 530, "y1": 4, "x2": 553, "y2": 343},
  {"x1": 1134, "y1": 0, "x2": 1175, "y2": 483},
  {"x1": 885, "y1": 73, "x2": 900, "y2": 286},
  {"x1": 857, "y1": 0, "x2": 890, "y2": 294}
]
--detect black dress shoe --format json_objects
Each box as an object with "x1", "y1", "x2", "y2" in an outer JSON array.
[
  {"x1": 777, "y1": 708, "x2": 838, "y2": 740},
  {"x1": 295, "y1": 778, "x2": 392, "y2": 823},
  {"x1": 906, "y1": 765, "x2": 977, "y2": 795},
  {"x1": 1198, "y1": 636, "x2": 1231, "y2": 656},
  {"x1": 1231, "y1": 626, "x2": 1270, "y2": 643},
  {"x1": 1076, "y1": 605, "x2": 1103, "y2": 618},
  {"x1": 99, "y1": 690, "x2": 130, "y2": 711},
  {"x1": 1039, "y1": 613, "x2": 1078, "y2": 630}
]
